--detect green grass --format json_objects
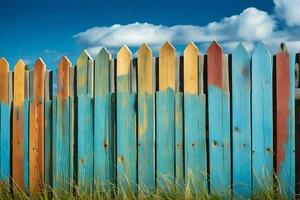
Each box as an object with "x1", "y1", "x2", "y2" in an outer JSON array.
[{"x1": 0, "y1": 181, "x2": 294, "y2": 200}]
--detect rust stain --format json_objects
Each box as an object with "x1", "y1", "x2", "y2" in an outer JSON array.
[{"x1": 276, "y1": 51, "x2": 290, "y2": 172}]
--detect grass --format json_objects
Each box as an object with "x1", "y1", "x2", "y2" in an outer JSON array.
[{"x1": 0, "y1": 177, "x2": 294, "y2": 200}]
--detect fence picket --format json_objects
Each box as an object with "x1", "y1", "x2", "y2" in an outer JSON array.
[
  {"x1": 29, "y1": 58, "x2": 45, "y2": 192},
  {"x1": 77, "y1": 51, "x2": 94, "y2": 192},
  {"x1": 251, "y1": 42, "x2": 273, "y2": 191},
  {"x1": 156, "y1": 42, "x2": 176, "y2": 189},
  {"x1": 137, "y1": 43, "x2": 155, "y2": 190},
  {"x1": 12, "y1": 60, "x2": 26, "y2": 189},
  {"x1": 207, "y1": 41, "x2": 231, "y2": 194},
  {"x1": 183, "y1": 42, "x2": 207, "y2": 191},
  {"x1": 116, "y1": 45, "x2": 137, "y2": 192},
  {"x1": 232, "y1": 44, "x2": 251, "y2": 198},
  {"x1": 275, "y1": 44, "x2": 295, "y2": 198},
  {"x1": 94, "y1": 48, "x2": 115, "y2": 189}
]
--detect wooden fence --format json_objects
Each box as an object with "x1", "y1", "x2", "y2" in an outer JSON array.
[{"x1": 0, "y1": 41, "x2": 299, "y2": 198}]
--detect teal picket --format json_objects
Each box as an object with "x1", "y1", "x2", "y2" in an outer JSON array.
[
  {"x1": 53, "y1": 98, "x2": 71, "y2": 191},
  {"x1": 45, "y1": 100, "x2": 52, "y2": 187},
  {"x1": 24, "y1": 100, "x2": 29, "y2": 190},
  {"x1": 0, "y1": 103, "x2": 10, "y2": 183},
  {"x1": 69, "y1": 97, "x2": 75, "y2": 189},
  {"x1": 137, "y1": 93, "x2": 155, "y2": 190},
  {"x1": 184, "y1": 94, "x2": 207, "y2": 192},
  {"x1": 94, "y1": 94, "x2": 114, "y2": 189},
  {"x1": 156, "y1": 89, "x2": 175, "y2": 188},
  {"x1": 175, "y1": 92, "x2": 184, "y2": 189},
  {"x1": 77, "y1": 95, "x2": 94, "y2": 192},
  {"x1": 207, "y1": 43, "x2": 231, "y2": 194},
  {"x1": 116, "y1": 93, "x2": 137, "y2": 192},
  {"x1": 232, "y1": 44, "x2": 251, "y2": 198},
  {"x1": 251, "y1": 42, "x2": 273, "y2": 191}
]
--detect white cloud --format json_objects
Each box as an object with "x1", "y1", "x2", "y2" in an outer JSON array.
[
  {"x1": 274, "y1": 0, "x2": 300, "y2": 27},
  {"x1": 74, "y1": 6, "x2": 300, "y2": 55}
]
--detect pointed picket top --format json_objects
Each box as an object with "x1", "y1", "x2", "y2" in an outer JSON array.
[
  {"x1": 14, "y1": 59, "x2": 26, "y2": 105},
  {"x1": 137, "y1": 43, "x2": 153, "y2": 94},
  {"x1": 159, "y1": 41, "x2": 175, "y2": 90},
  {"x1": 95, "y1": 48, "x2": 111, "y2": 95},
  {"x1": 233, "y1": 43, "x2": 250, "y2": 59},
  {"x1": 77, "y1": 50, "x2": 92, "y2": 96},
  {"x1": 253, "y1": 42, "x2": 271, "y2": 58},
  {"x1": 117, "y1": 45, "x2": 132, "y2": 92},
  {"x1": 33, "y1": 58, "x2": 46, "y2": 101},
  {"x1": 57, "y1": 56, "x2": 71, "y2": 99},
  {"x1": 184, "y1": 42, "x2": 199, "y2": 94},
  {"x1": 0, "y1": 57, "x2": 9, "y2": 104},
  {"x1": 207, "y1": 40, "x2": 223, "y2": 88}
]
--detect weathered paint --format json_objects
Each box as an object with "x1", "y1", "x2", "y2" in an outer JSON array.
[
  {"x1": 159, "y1": 42, "x2": 175, "y2": 90},
  {"x1": 0, "y1": 103, "x2": 10, "y2": 183},
  {"x1": 53, "y1": 98, "x2": 71, "y2": 191},
  {"x1": 29, "y1": 58, "x2": 45, "y2": 192},
  {"x1": 94, "y1": 94, "x2": 114, "y2": 189},
  {"x1": 156, "y1": 89, "x2": 175, "y2": 188},
  {"x1": 251, "y1": 42, "x2": 273, "y2": 191},
  {"x1": 77, "y1": 95, "x2": 94, "y2": 192},
  {"x1": 232, "y1": 44, "x2": 251, "y2": 198},
  {"x1": 44, "y1": 100, "x2": 52, "y2": 187},
  {"x1": 137, "y1": 43, "x2": 155, "y2": 190},
  {"x1": 95, "y1": 48, "x2": 111, "y2": 96},
  {"x1": 175, "y1": 93, "x2": 184, "y2": 190},
  {"x1": 184, "y1": 94, "x2": 207, "y2": 192},
  {"x1": 12, "y1": 60, "x2": 26, "y2": 189},
  {"x1": 276, "y1": 46, "x2": 295, "y2": 198},
  {"x1": 76, "y1": 50, "x2": 93, "y2": 97},
  {"x1": 207, "y1": 42, "x2": 231, "y2": 193},
  {"x1": 183, "y1": 42, "x2": 198, "y2": 94},
  {"x1": 116, "y1": 93, "x2": 137, "y2": 192},
  {"x1": 0, "y1": 58, "x2": 9, "y2": 104},
  {"x1": 69, "y1": 97, "x2": 75, "y2": 189},
  {"x1": 117, "y1": 45, "x2": 132, "y2": 92}
]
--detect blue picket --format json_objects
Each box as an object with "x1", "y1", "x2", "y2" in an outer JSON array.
[
  {"x1": 0, "y1": 103, "x2": 10, "y2": 183},
  {"x1": 175, "y1": 92, "x2": 184, "y2": 190},
  {"x1": 116, "y1": 92, "x2": 137, "y2": 192},
  {"x1": 137, "y1": 93, "x2": 155, "y2": 190},
  {"x1": 251, "y1": 42, "x2": 273, "y2": 192},
  {"x1": 77, "y1": 95, "x2": 94, "y2": 192},
  {"x1": 232, "y1": 44, "x2": 251, "y2": 198},
  {"x1": 156, "y1": 89, "x2": 175, "y2": 189},
  {"x1": 45, "y1": 100, "x2": 52, "y2": 187},
  {"x1": 94, "y1": 94, "x2": 114, "y2": 189},
  {"x1": 184, "y1": 94, "x2": 207, "y2": 192},
  {"x1": 53, "y1": 98, "x2": 71, "y2": 191}
]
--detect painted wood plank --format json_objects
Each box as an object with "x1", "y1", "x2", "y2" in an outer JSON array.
[
  {"x1": 29, "y1": 58, "x2": 45, "y2": 192},
  {"x1": 184, "y1": 94, "x2": 207, "y2": 191},
  {"x1": 251, "y1": 42, "x2": 273, "y2": 192},
  {"x1": 94, "y1": 94, "x2": 114, "y2": 189},
  {"x1": 275, "y1": 44, "x2": 295, "y2": 198},
  {"x1": 0, "y1": 103, "x2": 10, "y2": 183},
  {"x1": 117, "y1": 45, "x2": 132, "y2": 92},
  {"x1": 76, "y1": 50, "x2": 93, "y2": 97},
  {"x1": 156, "y1": 89, "x2": 175, "y2": 188},
  {"x1": 12, "y1": 60, "x2": 26, "y2": 189},
  {"x1": 77, "y1": 95, "x2": 94, "y2": 192},
  {"x1": 116, "y1": 93, "x2": 137, "y2": 192},
  {"x1": 159, "y1": 41, "x2": 175, "y2": 90},
  {"x1": 137, "y1": 43, "x2": 155, "y2": 190},
  {"x1": 0, "y1": 58, "x2": 9, "y2": 104},
  {"x1": 57, "y1": 56, "x2": 70, "y2": 99},
  {"x1": 44, "y1": 99, "x2": 52, "y2": 187},
  {"x1": 69, "y1": 97, "x2": 75, "y2": 189},
  {"x1": 24, "y1": 100, "x2": 29, "y2": 190},
  {"x1": 232, "y1": 44, "x2": 251, "y2": 198},
  {"x1": 95, "y1": 48, "x2": 111, "y2": 96},
  {"x1": 175, "y1": 92, "x2": 184, "y2": 189},
  {"x1": 207, "y1": 41, "x2": 231, "y2": 194},
  {"x1": 183, "y1": 42, "x2": 198, "y2": 94}
]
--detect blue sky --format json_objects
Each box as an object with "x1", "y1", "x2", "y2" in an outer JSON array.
[{"x1": 0, "y1": 0, "x2": 299, "y2": 69}]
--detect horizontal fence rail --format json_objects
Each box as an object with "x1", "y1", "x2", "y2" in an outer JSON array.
[{"x1": 0, "y1": 41, "x2": 300, "y2": 198}]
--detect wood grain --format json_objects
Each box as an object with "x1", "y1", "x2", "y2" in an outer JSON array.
[
  {"x1": 0, "y1": 58, "x2": 9, "y2": 104},
  {"x1": 159, "y1": 41, "x2": 175, "y2": 90},
  {"x1": 183, "y1": 42, "x2": 198, "y2": 94},
  {"x1": 117, "y1": 45, "x2": 132, "y2": 92}
]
